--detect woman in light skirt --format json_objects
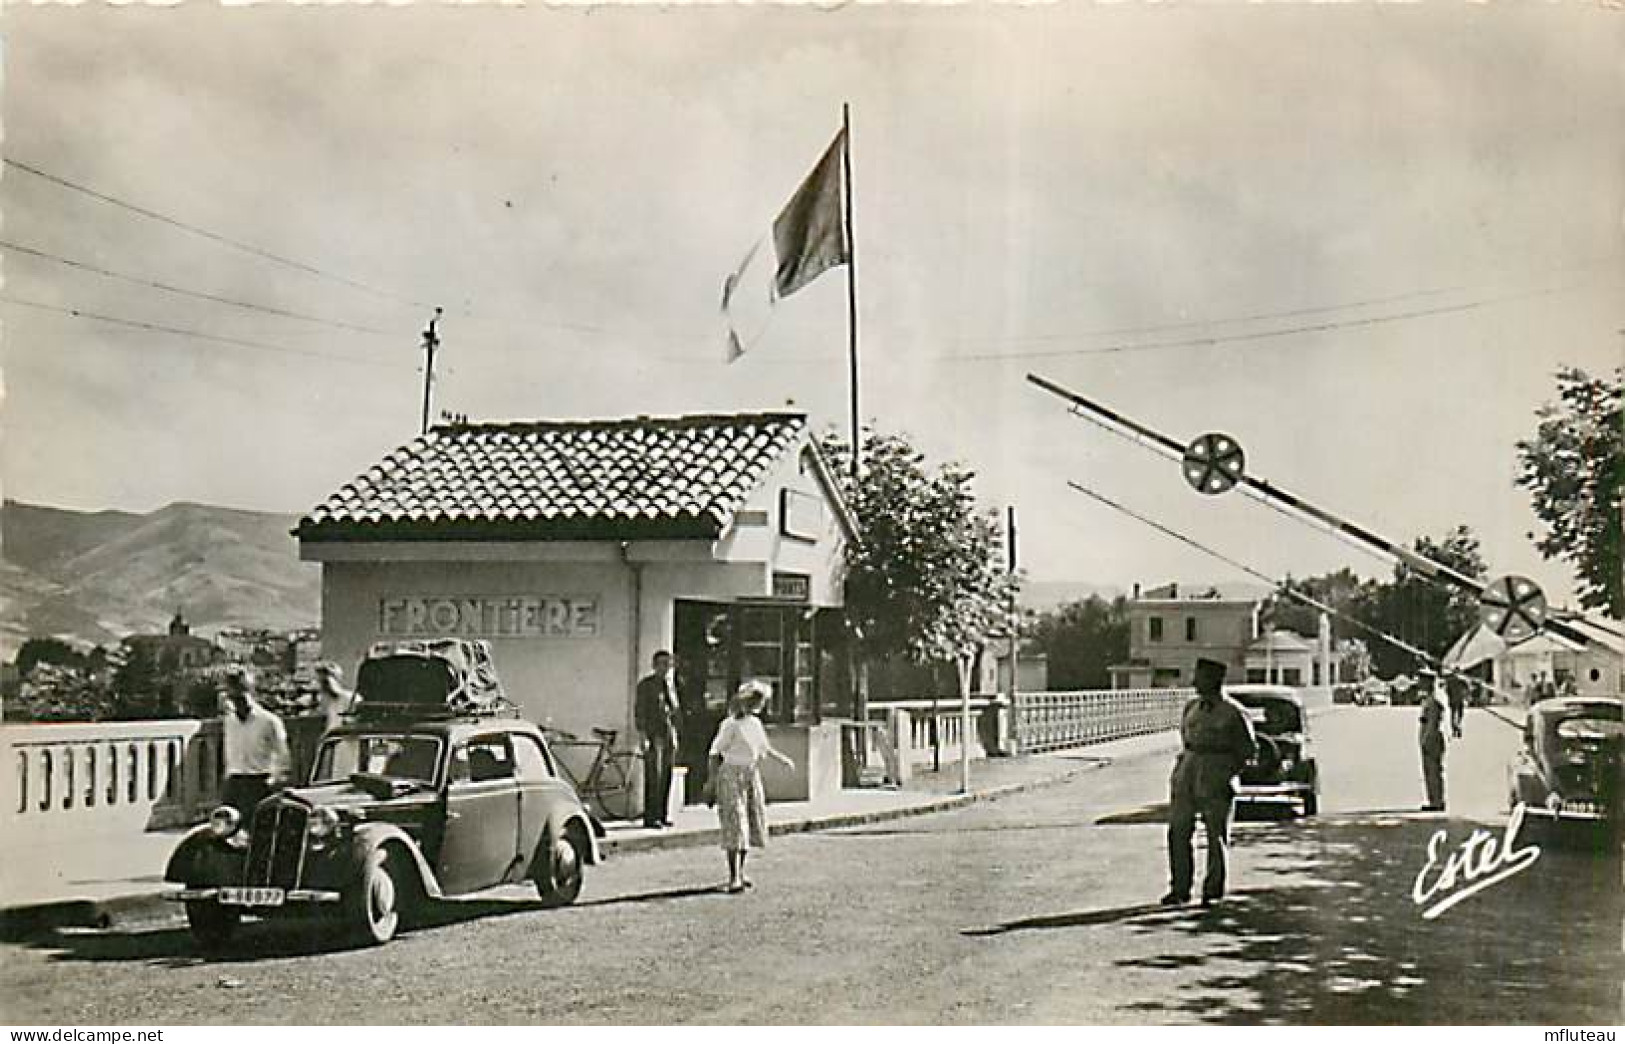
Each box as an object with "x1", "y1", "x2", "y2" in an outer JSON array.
[{"x1": 706, "y1": 680, "x2": 795, "y2": 893}]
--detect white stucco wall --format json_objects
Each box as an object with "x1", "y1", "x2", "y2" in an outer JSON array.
[{"x1": 320, "y1": 555, "x2": 634, "y2": 739}]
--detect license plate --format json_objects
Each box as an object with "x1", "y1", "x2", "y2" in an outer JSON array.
[
  {"x1": 219, "y1": 887, "x2": 285, "y2": 907},
  {"x1": 1562, "y1": 801, "x2": 1600, "y2": 816}
]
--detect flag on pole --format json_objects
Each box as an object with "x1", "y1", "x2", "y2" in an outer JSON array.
[{"x1": 722, "y1": 128, "x2": 850, "y2": 361}]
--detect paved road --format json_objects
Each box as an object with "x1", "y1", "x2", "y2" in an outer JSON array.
[{"x1": 2, "y1": 706, "x2": 1619, "y2": 1025}]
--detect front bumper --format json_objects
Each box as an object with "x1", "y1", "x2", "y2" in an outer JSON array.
[
  {"x1": 1236, "y1": 782, "x2": 1314, "y2": 805},
  {"x1": 1523, "y1": 801, "x2": 1615, "y2": 823}
]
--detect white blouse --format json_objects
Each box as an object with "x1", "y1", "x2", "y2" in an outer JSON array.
[{"x1": 710, "y1": 714, "x2": 771, "y2": 767}]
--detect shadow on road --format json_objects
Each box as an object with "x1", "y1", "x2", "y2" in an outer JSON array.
[
  {"x1": 962, "y1": 900, "x2": 1183, "y2": 937},
  {"x1": 1109, "y1": 815, "x2": 1622, "y2": 1024},
  {"x1": 957, "y1": 806, "x2": 1621, "y2": 1023},
  {"x1": 575, "y1": 884, "x2": 731, "y2": 908},
  {"x1": 9, "y1": 895, "x2": 561, "y2": 967}
]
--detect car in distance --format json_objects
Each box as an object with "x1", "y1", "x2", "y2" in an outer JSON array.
[
  {"x1": 1355, "y1": 677, "x2": 1392, "y2": 706},
  {"x1": 164, "y1": 641, "x2": 603, "y2": 949},
  {"x1": 1507, "y1": 695, "x2": 1623, "y2": 839},
  {"x1": 1226, "y1": 684, "x2": 1320, "y2": 817}
]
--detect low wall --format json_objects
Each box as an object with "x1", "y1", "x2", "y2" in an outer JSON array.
[
  {"x1": 865, "y1": 698, "x2": 998, "y2": 785},
  {"x1": 2, "y1": 716, "x2": 326, "y2": 838}
]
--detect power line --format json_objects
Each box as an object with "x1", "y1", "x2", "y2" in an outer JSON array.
[
  {"x1": 5, "y1": 157, "x2": 433, "y2": 311},
  {"x1": 945, "y1": 283, "x2": 1464, "y2": 346},
  {"x1": 1, "y1": 295, "x2": 417, "y2": 371},
  {"x1": 946, "y1": 279, "x2": 1597, "y2": 363},
  {"x1": 0, "y1": 238, "x2": 400, "y2": 337}
]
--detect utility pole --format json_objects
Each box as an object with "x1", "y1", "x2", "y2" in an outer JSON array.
[{"x1": 420, "y1": 306, "x2": 443, "y2": 436}]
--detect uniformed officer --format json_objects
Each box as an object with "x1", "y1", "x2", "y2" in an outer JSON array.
[
  {"x1": 1163, "y1": 657, "x2": 1257, "y2": 908},
  {"x1": 1418, "y1": 668, "x2": 1448, "y2": 811}
]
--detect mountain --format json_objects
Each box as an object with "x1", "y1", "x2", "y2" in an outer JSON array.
[{"x1": 1, "y1": 500, "x2": 320, "y2": 656}]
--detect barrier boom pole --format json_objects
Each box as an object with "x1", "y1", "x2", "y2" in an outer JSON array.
[{"x1": 1025, "y1": 372, "x2": 1591, "y2": 649}]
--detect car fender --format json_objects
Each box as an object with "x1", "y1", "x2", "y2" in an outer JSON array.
[
  {"x1": 349, "y1": 822, "x2": 446, "y2": 899},
  {"x1": 535, "y1": 811, "x2": 602, "y2": 867},
  {"x1": 1508, "y1": 752, "x2": 1544, "y2": 806},
  {"x1": 164, "y1": 824, "x2": 239, "y2": 885}
]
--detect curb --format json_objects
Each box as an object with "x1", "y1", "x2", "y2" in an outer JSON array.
[
  {"x1": 602, "y1": 755, "x2": 1118, "y2": 856},
  {"x1": 0, "y1": 889, "x2": 178, "y2": 942}
]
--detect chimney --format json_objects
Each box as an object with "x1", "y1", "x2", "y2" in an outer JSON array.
[
  {"x1": 1168, "y1": 583, "x2": 1178, "y2": 599},
  {"x1": 1132, "y1": 582, "x2": 1141, "y2": 600}
]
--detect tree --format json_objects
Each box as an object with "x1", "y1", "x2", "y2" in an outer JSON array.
[
  {"x1": 1024, "y1": 595, "x2": 1129, "y2": 690},
  {"x1": 1269, "y1": 568, "x2": 1370, "y2": 641},
  {"x1": 1515, "y1": 365, "x2": 1623, "y2": 617},
  {"x1": 1350, "y1": 525, "x2": 1487, "y2": 678},
  {"x1": 15, "y1": 637, "x2": 85, "y2": 676},
  {"x1": 820, "y1": 429, "x2": 1018, "y2": 694}
]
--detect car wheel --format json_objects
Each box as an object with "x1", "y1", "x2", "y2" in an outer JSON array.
[
  {"x1": 347, "y1": 846, "x2": 407, "y2": 945},
  {"x1": 185, "y1": 900, "x2": 239, "y2": 950},
  {"x1": 534, "y1": 829, "x2": 585, "y2": 908},
  {"x1": 1302, "y1": 790, "x2": 1319, "y2": 817}
]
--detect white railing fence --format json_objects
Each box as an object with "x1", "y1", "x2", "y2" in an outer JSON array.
[
  {"x1": 2, "y1": 716, "x2": 327, "y2": 835},
  {"x1": 1012, "y1": 688, "x2": 1192, "y2": 753},
  {"x1": 860, "y1": 687, "x2": 1194, "y2": 783}
]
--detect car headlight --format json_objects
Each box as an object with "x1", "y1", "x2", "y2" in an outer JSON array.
[
  {"x1": 1546, "y1": 792, "x2": 1564, "y2": 812},
  {"x1": 1279, "y1": 756, "x2": 1296, "y2": 774},
  {"x1": 307, "y1": 807, "x2": 341, "y2": 841},
  {"x1": 208, "y1": 806, "x2": 241, "y2": 838}
]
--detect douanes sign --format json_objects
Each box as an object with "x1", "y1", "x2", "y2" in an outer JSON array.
[{"x1": 379, "y1": 596, "x2": 600, "y2": 639}]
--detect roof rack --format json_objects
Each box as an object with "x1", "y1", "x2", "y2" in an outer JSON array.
[{"x1": 350, "y1": 695, "x2": 524, "y2": 722}]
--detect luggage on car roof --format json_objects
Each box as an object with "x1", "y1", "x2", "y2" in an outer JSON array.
[{"x1": 355, "y1": 638, "x2": 510, "y2": 718}]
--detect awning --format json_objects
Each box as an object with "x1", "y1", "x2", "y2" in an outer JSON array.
[{"x1": 1442, "y1": 624, "x2": 1507, "y2": 671}]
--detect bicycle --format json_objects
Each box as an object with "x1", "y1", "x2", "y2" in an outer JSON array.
[{"x1": 542, "y1": 726, "x2": 641, "y2": 822}]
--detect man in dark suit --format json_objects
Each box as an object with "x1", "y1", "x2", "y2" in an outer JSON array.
[{"x1": 634, "y1": 650, "x2": 682, "y2": 828}]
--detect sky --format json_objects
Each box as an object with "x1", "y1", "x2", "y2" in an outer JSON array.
[{"x1": 2, "y1": 3, "x2": 1621, "y2": 607}]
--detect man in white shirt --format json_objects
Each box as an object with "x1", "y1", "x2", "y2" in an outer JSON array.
[{"x1": 221, "y1": 667, "x2": 291, "y2": 818}]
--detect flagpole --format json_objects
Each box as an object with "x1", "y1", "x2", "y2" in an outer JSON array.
[
  {"x1": 841, "y1": 103, "x2": 860, "y2": 479},
  {"x1": 841, "y1": 103, "x2": 867, "y2": 729}
]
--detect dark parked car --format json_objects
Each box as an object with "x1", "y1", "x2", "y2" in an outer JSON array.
[
  {"x1": 1507, "y1": 696, "x2": 1623, "y2": 834},
  {"x1": 165, "y1": 641, "x2": 603, "y2": 948},
  {"x1": 1227, "y1": 684, "x2": 1320, "y2": 816}
]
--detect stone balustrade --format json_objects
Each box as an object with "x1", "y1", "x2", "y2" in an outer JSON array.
[
  {"x1": 1012, "y1": 688, "x2": 1192, "y2": 753},
  {"x1": 865, "y1": 697, "x2": 1000, "y2": 785},
  {"x1": 2, "y1": 715, "x2": 327, "y2": 836}
]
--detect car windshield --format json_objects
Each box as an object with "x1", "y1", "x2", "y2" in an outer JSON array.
[
  {"x1": 1235, "y1": 698, "x2": 1303, "y2": 734},
  {"x1": 313, "y1": 734, "x2": 442, "y2": 785}
]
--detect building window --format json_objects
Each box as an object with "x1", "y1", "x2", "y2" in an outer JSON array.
[
  {"x1": 1148, "y1": 617, "x2": 1164, "y2": 643},
  {"x1": 1185, "y1": 618, "x2": 1198, "y2": 642},
  {"x1": 1151, "y1": 667, "x2": 1181, "y2": 688},
  {"x1": 740, "y1": 608, "x2": 787, "y2": 719},
  {"x1": 1282, "y1": 668, "x2": 1303, "y2": 687},
  {"x1": 1247, "y1": 668, "x2": 1267, "y2": 684}
]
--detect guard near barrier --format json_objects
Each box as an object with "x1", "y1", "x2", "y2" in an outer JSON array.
[{"x1": 1163, "y1": 658, "x2": 1257, "y2": 908}]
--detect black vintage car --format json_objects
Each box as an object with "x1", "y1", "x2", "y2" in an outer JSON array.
[
  {"x1": 1507, "y1": 695, "x2": 1623, "y2": 835},
  {"x1": 1227, "y1": 684, "x2": 1320, "y2": 816},
  {"x1": 165, "y1": 641, "x2": 603, "y2": 948}
]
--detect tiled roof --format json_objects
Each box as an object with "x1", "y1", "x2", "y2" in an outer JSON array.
[{"x1": 297, "y1": 411, "x2": 811, "y2": 542}]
